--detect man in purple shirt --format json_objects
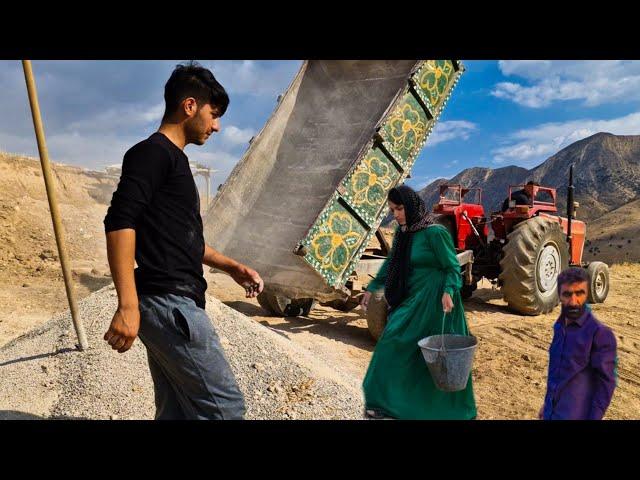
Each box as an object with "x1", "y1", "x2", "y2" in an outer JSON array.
[{"x1": 539, "y1": 267, "x2": 617, "y2": 420}]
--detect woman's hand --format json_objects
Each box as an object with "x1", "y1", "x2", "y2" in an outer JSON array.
[
  {"x1": 360, "y1": 291, "x2": 372, "y2": 314},
  {"x1": 442, "y1": 292, "x2": 453, "y2": 313}
]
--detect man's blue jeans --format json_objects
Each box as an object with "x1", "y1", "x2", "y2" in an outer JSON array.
[{"x1": 137, "y1": 293, "x2": 245, "y2": 420}]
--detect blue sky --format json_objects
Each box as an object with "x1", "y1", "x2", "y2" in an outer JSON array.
[{"x1": 2, "y1": 60, "x2": 640, "y2": 193}]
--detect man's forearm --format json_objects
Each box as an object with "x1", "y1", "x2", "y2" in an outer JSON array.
[
  {"x1": 106, "y1": 229, "x2": 139, "y2": 308},
  {"x1": 203, "y1": 244, "x2": 243, "y2": 274}
]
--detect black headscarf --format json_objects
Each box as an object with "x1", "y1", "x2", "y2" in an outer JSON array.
[{"x1": 384, "y1": 185, "x2": 439, "y2": 310}]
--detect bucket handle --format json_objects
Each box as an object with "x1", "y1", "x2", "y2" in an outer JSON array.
[{"x1": 439, "y1": 308, "x2": 452, "y2": 353}]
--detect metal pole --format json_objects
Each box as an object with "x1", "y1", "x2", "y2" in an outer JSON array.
[
  {"x1": 22, "y1": 60, "x2": 88, "y2": 351},
  {"x1": 566, "y1": 163, "x2": 574, "y2": 264}
]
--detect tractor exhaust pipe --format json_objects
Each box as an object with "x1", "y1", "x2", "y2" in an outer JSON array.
[
  {"x1": 567, "y1": 163, "x2": 574, "y2": 262},
  {"x1": 461, "y1": 211, "x2": 486, "y2": 249}
]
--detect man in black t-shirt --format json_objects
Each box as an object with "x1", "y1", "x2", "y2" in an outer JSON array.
[
  {"x1": 501, "y1": 181, "x2": 540, "y2": 212},
  {"x1": 103, "y1": 61, "x2": 263, "y2": 419}
]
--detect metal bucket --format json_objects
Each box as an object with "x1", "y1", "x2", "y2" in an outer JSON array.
[{"x1": 418, "y1": 334, "x2": 477, "y2": 392}]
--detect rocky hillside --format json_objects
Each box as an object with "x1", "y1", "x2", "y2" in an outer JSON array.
[{"x1": 417, "y1": 132, "x2": 640, "y2": 222}]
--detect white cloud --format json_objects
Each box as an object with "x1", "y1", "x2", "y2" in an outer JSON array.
[
  {"x1": 427, "y1": 120, "x2": 477, "y2": 147},
  {"x1": 65, "y1": 103, "x2": 165, "y2": 134},
  {"x1": 220, "y1": 125, "x2": 255, "y2": 148},
  {"x1": 186, "y1": 149, "x2": 242, "y2": 186},
  {"x1": 0, "y1": 60, "x2": 296, "y2": 184},
  {"x1": 492, "y1": 111, "x2": 640, "y2": 166},
  {"x1": 187, "y1": 150, "x2": 240, "y2": 168},
  {"x1": 498, "y1": 60, "x2": 640, "y2": 80},
  {"x1": 0, "y1": 131, "x2": 38, "y2": 158},
  {"x1": 204, "y1": 60, "x2": 302, "y2": 98},
  {"x1": 0, "y1": 126, "x2": 245, "y2": 187},
  {"x1": 497, "y1": 60, "x2": 554, "y2": 79},
  {"x1": 139, "y1": 103, "x2": 165, "y2": 123},
  {"x1": 492, "y1": 79, "x2": 588, "y2": 108},
  {"x1": 0, "y1": 129, "x2": 140, "y2": 170},
  {"x1": 493, "y1": 60, "x2": 640, "y2": 108},
  {"x1": 47, "y1": 133, "x2": 139, "y2": 169}
]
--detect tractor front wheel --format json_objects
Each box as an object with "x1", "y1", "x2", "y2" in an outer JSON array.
[
  {"x1": 586, "y1": 261, "x2": 610, "y2": 304},
  {"x1": 499, "y1": 216, "x2": 569, "y2": 315}
]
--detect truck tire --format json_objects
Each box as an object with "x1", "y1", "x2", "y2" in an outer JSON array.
[
  {"x1": 256, "y1": 291, "x2": 273, "y2": 313},
  {"x1": 324, "y1": 297, "x2": 360, "y2": 312},
  {"x1": 366, "y1": 292, "x2": 389, "y2": 341},
  {"x1": 499, "y1": 216, "x2": 569, "y2": 315},
  {"x1": 257, "y1": 292, "x2": 315, "y2": 317},
  {"x1": 294, "y1": 298, "x2": 317, "y2": 316},
  {"x1": 586, "y1": 261, "x2": 609, "y2": 303},
  {"x1": 257, "y1": 291, "x2": 290, "y2": 316},
  {"x1": 461, "y1": 282, "x2": 477, "y2": 300}
]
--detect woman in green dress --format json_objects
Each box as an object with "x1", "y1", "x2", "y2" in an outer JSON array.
[{"x1": 360, "y1": 185, "x2": 477, "y2": 420}]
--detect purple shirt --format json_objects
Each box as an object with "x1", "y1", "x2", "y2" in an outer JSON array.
[{"x1": 543, "y1": 307, "x2": 617, "y2": 420}]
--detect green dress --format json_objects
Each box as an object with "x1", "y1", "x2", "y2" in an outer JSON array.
[{"x1": 363, "y1": 224, "x2": 477, "y2": 420}]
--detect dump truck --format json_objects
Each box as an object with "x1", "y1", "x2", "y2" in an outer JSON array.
[{"x1": 203, "y1": 60, "x2": 466, "y2": 336}]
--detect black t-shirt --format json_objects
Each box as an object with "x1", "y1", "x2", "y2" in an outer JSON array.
[
  {"x1": 501, "y1": 189, "x2": 531, "y2": 212},
  {"x1": 104, "y1": 132, "x2": 207, "y2": 308}
]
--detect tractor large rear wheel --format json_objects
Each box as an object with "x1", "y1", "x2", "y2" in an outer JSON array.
[{"x1": 499, "y1": 216, "x2": 569, "y2": 315}]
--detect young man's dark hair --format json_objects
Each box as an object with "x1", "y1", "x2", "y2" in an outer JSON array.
[
  {"x1": 162, "y1": 61, "x2": 229, "y2": 121},
  {"x1": 557, "y1": 266, "x2": 590, "y2": 294}
]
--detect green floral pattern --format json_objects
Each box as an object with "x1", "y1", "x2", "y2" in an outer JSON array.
[
  {"x1": 381, "y1": 94, "x2": 429, "y2": 161},
  {"x1": 301, "y1": 60, "x2": 463, "y2": 287},
  {"x1": 417, "y1": 60, "x2": 455, "y2": 110},
  {"x1": 305, "y1": 202, "x2": 366, "y2": 281}
]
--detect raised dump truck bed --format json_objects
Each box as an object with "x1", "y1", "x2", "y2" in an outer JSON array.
[{"x1": 203, "y1": 60, "x2": 464, "y2": 307}]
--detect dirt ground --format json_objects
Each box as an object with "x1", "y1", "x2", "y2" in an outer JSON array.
[
  {"x1": 4, "y1": 261, "x2": 637, "y2": 420},
  {"x1": 0, "y1": 154, "x2": 115, "y2": 346},
  {"x1": 584, "y1": 199, "x2": 640, "y2": 265}
]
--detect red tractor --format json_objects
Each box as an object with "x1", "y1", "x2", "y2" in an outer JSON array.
[{"x1": 433, "y1": 165, "x2": 610, "y2": 315}]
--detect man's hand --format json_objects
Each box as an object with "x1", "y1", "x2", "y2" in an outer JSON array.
[
  {"x1": 203, "y1": 244, "x2": 264, "y2": 298},
  {"x1": 103, "y1": 305, "x2": 140, "y2": 353},
  {"x1": 360, "y1": 291, "x2": 372, "y2": 314},
  {"x1": 230, "y1": 265, "x2": 264, "y2": 298}
]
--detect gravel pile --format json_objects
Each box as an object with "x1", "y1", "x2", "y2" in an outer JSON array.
[{"x1": 0, "y1": 283, "x2": 364, "y2": 420}]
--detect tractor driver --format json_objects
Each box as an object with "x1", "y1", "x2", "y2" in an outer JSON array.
[{"x1": 501, "y1": 181, "x2": 540, "y2": 212}]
